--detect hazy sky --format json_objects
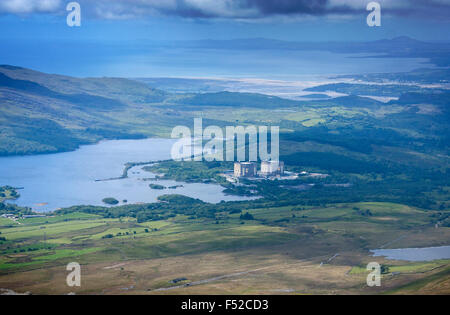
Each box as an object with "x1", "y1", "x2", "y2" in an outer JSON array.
[{"x1": 0, "y1": 0, "x2": 449, "y2": 77}]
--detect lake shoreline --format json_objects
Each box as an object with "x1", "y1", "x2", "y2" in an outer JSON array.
[
  {"x1": 0, "y1": 138, "x2": 256, "y2": 212},
  {"x1": 0, "y1": 135, "x2": 169, "y2": 159},
  {"x1": 95, "y1": 160, "x2": 172, "y2": 182},
  {"x1": 371, "y1": 245, "x2": 450, "y2": 262}
]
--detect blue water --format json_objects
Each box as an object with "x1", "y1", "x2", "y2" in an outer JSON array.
[
  {"x1": 0, "y1": 138, "x2": 255, "y2": 212},
  {"x1": 101, "y1": 50, "x2": 432, "y2": 79},
  {"x1": 1, "y1": 39, "x2": 433, "y2": 78},
  {"x1": 371, "y1": 246, "x2": 450, "y2": 262}
]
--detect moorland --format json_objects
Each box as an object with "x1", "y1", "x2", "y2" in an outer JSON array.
[{"x1": 0, "y1": 37, "x2": 449, "y2": 294}]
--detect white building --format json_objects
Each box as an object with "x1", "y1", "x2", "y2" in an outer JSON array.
[
  {"x1": 260, "y1": 161, "x2": 285, "y2": 176},
  {"x1": 1, "y1": 214, "x2": 16, "y2": 219}
]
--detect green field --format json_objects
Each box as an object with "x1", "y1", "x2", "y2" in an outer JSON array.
[{"x1": 0, "y1": 202, "x2": 448, "y2": 294}]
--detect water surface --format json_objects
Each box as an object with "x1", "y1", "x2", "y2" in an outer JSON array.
[
  {"x1": 371, "y1": 246, "x2": 450, "y2": 262},
  {"x1": 0, "y1": 138, "x2": 254, "y2": 212}
]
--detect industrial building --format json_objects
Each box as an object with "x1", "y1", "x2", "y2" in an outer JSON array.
[
  {"x1": 260, "y1": 161, "x2": 285, "y2": 176},
  {"x1": 234, "y1": 162, "x2": 257, "y2": 178}
]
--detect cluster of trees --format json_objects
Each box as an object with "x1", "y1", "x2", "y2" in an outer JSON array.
[
  {"x1": 176, "y1": 91, "x2": 299, "y2": 108},
  {"x1": 144, "y1": 160, "x2": 232, "y2": 184},
  {"x1": 280, "y1": 126, "x2": 412, "y2": 155},
  {"x1": 305, "y1": 83, "x2": 439, "y2": 98},
  {"x1": 240, "y1": 212, "x2": 255, "y2": 220},
  {"x1": 0, "y1": 186, "x2": 19, "y2": 200},
  {"x1": 353, "y1": 207, "x2": 373, "y2": 217},
  {"x1": 149, "y1": 184, "x2": 165, "y2": 190},
  {"x1": 54, "y1": 168, "x2": 449, "y2": 232},
  {"x1": 58, "y1": 194, "x2": 258, "y2": 224},
  {"x1": 0, "y1": 191, "x2": 34, "y2": 216},
  {"x1": 102, "y1": 198, "x2": 119, "y2": 205},
  {"x1": 102, "y1": 229, "x2": 152, "y2": 239},
  {"x1": 0, "y1": 242, "x2": 56, "y2": 255}
]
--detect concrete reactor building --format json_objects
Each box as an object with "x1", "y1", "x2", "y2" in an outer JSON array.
[
  {"x1": 260, "y1": 161, "x2": 285, "y2": 176},
  {"x1": 234, "y1": 162, "x2": 257, "y2": 178}
]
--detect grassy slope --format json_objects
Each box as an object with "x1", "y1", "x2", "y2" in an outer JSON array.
[{"x1": 0, "y1": 203, "x2": 448, "y2": 294}]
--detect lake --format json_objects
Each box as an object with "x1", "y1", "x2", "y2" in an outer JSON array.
[
  {"x1": 371, "y1": 246, "x2": 450, "y2": 262},
  {"x1": 0, "y1": 138, "x2": 255, "y2": 212}
]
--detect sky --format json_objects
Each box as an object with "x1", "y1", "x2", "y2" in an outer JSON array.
[{"x1": 0, "y1": 0, "x2": 449, "y2": 77}]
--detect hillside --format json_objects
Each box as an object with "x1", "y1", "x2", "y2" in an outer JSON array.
[
  {"x1": 0, "y1": 66, "x2": 184, "y2": 155},
  {"x1": 0, "y1": 65, "x2": 449, "y2": 161},
  {"x1": 0, "y1": 65, "x2": 167, "y2": 105},
  {"x1": 174, "y1": 91, "x2": 300, "y2": 108},
  {"x1": 0, "y1": 65, "x2": 324, "y2": 155},
  {"x1": 0, "y1": 66, "x2": 307, "y2": 156}
]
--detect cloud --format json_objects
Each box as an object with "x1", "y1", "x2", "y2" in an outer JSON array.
[
  {"x1": 0, "y1": 0, "x2": 449, "y2": 20},
  {"x1": 0, "y1": 0, "x2": 61, "y2": 14},
  {"x1": 80, "y1": 0, "x2": 357, "y2": 19}
]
